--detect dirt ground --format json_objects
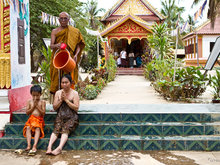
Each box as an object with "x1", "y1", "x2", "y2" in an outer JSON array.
[{"x1": 2, "y1": 149, "x2": 220, "y2": 165}]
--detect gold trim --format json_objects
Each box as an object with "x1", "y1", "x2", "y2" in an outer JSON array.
[
  {"x1": 1, "y1": 0, "x2": 11, "y2": 55},
  {"x1": 4, "y1": 33, "x2": 10, "y2": 40},
  {"x1": 4, "y1": 37, "x2": 10, "y2": 44},
  {"x1": 101, "y1": 0, "x2": 165, "y2": 21},
  {"x1": 3, "y1": 17, "x2": 10, "y2": 26},
  {"x1": 0, "y1": 53, "x2": 11, "y2": 88},
  {"x1": 3, "y1": 8, "x2": 10, "y2": 17},
  {"x1": 1, "y1": 0, "x2": 4, "y2": 50},
  {"x1": 4, "y1": 45, "x2": 10, "y2": 53},
  {"x1": 108, "y1": 33, "x2": 149, "y2": 36},
  {"x1": 109, "y1": 36, "x2": 148, "y2": 44},
  {"x1": 101, "y1": 11, "x2": 152, "y2": 37},
  {"x1": 3, "y1": 25, "x2": 9, "y2": 34},
  {"x1": 3, "y1": 8, "x2": 9, "y2": 15}
]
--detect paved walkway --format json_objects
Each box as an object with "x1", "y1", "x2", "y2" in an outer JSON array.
[
  {"x1": 80, "y1": 75, "x2": 213, "y2": 104},
  {"x1": 81, "y1": 75, "x2": 170, "y2": 104}
]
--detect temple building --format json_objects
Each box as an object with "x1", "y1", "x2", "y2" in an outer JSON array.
[
  {"x1": 182, "y1": 16, "x2": 220, "y2": 66},
  {"x1": 100, "y1": 0, "x2": 165, "y2": 63},
  {"x1": 0, "y1": 0, "x2": 31, "y2": 136}
]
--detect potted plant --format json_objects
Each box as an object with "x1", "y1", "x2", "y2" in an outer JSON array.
[{"x1": 209, "y1": 70, "x2": 220, "y2": 103}]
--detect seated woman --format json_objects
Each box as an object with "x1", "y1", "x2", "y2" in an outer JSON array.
[{"x1": 46, "y1": 74, "x2": 79, "y2": 156}]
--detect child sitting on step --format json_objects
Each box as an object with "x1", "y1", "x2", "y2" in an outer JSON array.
[{"x1": 23, "y1": 84, "x2": 46, "y2": 155}]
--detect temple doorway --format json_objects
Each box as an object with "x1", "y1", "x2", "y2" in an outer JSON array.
[{"x1": 111, "y1": 38, "x2": 149, "y2": 68}]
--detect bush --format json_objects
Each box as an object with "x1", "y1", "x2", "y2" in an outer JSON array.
[
  {"x1": 84, "y1": 85, "x2": 98, "y2": 100},
  {"x1": 153, "y1": 66, "x2": 208, "y2": 101},
  {"x1": 144, "y1": 59, "x2": 208, "y2": 101},
  {"x1": 106, "y1": 54, "x2": 117, "y2": 82},
  {"x1": 208, "y1": 70, "x2": 220, "y2": 99},
  {"x1": 75, "y1": 80, "x2": 88, "y2": 100},
  {"x1": 96, "y1": 78, "x2": 106, "y2": 93},
  {"x1": 144, "y1": 58, "x2": 175, "y2": 81},
  {"x1": 38, "y1": 47, "x2": 52, "y2": 99}
]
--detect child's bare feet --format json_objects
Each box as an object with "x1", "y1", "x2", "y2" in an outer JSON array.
[
  {"x1": 31, "y1": 147, "x2": 37, "y2": 152},
  {"x1": 25, "y1": 146, "x2": 31, "y2": 151},
  {"x1": 51, "y1": 147, "x2": 62, "y2": 156}
]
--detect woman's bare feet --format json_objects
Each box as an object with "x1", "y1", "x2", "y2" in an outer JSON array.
[
  {"x1": 46, "y1": 148, "x2": 52, "y2": 155},
  {"x1": 32, "y1": 144, "x2": 37, "y2": 152},
  {"x1": 51, "y1": 147, "x2": 62, "y2": 156}
]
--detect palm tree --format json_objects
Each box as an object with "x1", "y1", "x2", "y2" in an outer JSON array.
[
  {"x1": 187, "y1": 15, "x2": 196, "y2": 31},
  {"x1": 84, "y1": 0, "x2": 105, "y2": 30},
  {"x1": 192, "y1": 0, "x2": 220, "y2": 28},
  {"x1": 161, "y1": 0, "x2": 185, "y2": 29},
  {"x1": 148, "y1": 23, "x2": 172, "y2": 60}
]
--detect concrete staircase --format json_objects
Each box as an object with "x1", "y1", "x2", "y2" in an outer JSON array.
[
  {"x1": 116, "y1": 68, "x2": 144, "y2": 76},
  {"x1": 1, "y1": 104, "x2": 220, "y2": 151}
]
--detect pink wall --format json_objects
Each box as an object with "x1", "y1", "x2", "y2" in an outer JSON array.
[{"x1": 8, "y1": 85, "x2": 32, "y2": 112}]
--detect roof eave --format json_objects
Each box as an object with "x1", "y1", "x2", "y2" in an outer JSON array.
[{"x1": 101, "y1": 14, "x2": 152, "y2": 37}]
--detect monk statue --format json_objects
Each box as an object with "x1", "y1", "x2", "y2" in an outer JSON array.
[{"x1": 50, "y1": 12, "x2": 85, "y2": 94}]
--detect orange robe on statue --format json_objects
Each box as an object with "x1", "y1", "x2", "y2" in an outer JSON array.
[
  {"x1": 50, "y1": 25, "x2": 85, "y2": 93},
  {"x1": 23, "y1": 115, "x2": 45, "y2": 139}
]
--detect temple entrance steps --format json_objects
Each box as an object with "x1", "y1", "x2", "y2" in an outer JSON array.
[
  {"x1": 1, "y1": 104, "x2": 220, "y2": 151},
  {"x1": 116, "y1": 67, "x2": 144, "y2": 76}
]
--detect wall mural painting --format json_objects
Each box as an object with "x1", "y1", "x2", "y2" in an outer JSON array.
[
  {"x1": 10, "y1": 0, "x2": 31, "y2": 88},
  {"x1": 11, "y1": 0, "x2": 29, "y2": 65},
  {"x1": 11, "y1": 0, "x2": 29, "y2": 36}
]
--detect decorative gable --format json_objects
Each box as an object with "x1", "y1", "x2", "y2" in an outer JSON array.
[
  {"x1": 101, "y1": 0, "x2": 165, "y2": 23},
  {"x1": 113, "y1": 0, "x2": 153, "y2": 16},
  {"x1": 110, "y1": 19, "x2": 150, "y2": 34}
]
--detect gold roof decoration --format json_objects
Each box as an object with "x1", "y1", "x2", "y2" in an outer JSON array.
[
  {"x1": 100, "y1": 8, "x2": 152, "y2": 37},
  {"x1": 101, "y1": 0, "x2": 165, "y2": 21},
  {"x1": 141, "y1": 0, "x2": 165, "y2": 20}
]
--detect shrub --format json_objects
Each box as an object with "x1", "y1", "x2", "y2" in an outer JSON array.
[
  {"x1": 153, "y1": 66, "x2": 208, "y2": 101},
  {"x1": 208, "y1": 70, "x2": 220, "y2": 99},
  {"x1": 75, "y1": 80, "x2": 88, "y2": 100},
  {"x1": 96, "y1": 78, "x2": 106, "y2": 92},
  {"x1": 38, "y1": 47, "x2": 52, "y2": 99},
  {"x1": 144, "y1": 58, "x2": 175, "y2": 81},
  {"x1": 106, "y1": 54, "x2": 117, "y2": 82},
  {"x1": 84, "y1": 85, "x2": 98, "y2": 100}
]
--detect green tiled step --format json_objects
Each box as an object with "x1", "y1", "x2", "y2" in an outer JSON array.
[
  {"x1": 12, "y1": 113, "x2": 220, "y2": 123},
  {"x1": 5, "y1": 122, "x2": 220, "y2": 137},
  {"x1": 1, "y1": 135, "x2": 220, "y2": 151}
]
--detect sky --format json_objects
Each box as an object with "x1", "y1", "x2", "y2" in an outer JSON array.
[{"x1": 79, "y1": 0, "x2": 209, "y2": 25}]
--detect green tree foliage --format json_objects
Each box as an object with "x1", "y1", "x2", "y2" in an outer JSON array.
[
  {"x1": 84, "y1": 0, "x2": 105, "y2": 30},
  {"x1": 79, "y1": 0, "x2": 105, "y2": 71},
  {"x1": 161, "y1": 0, "x2": 185, "y2": 29},
  {"x1": 148, "y1": 23, "x2": 172, "y2": 60},
  {"x1": 187, "y1": 15, "x2": 196, "y2": 32}
]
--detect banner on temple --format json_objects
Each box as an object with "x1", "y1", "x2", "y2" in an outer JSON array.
[{"x1": 194, "y1": 0, "x2": 207, "y2": 22}]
